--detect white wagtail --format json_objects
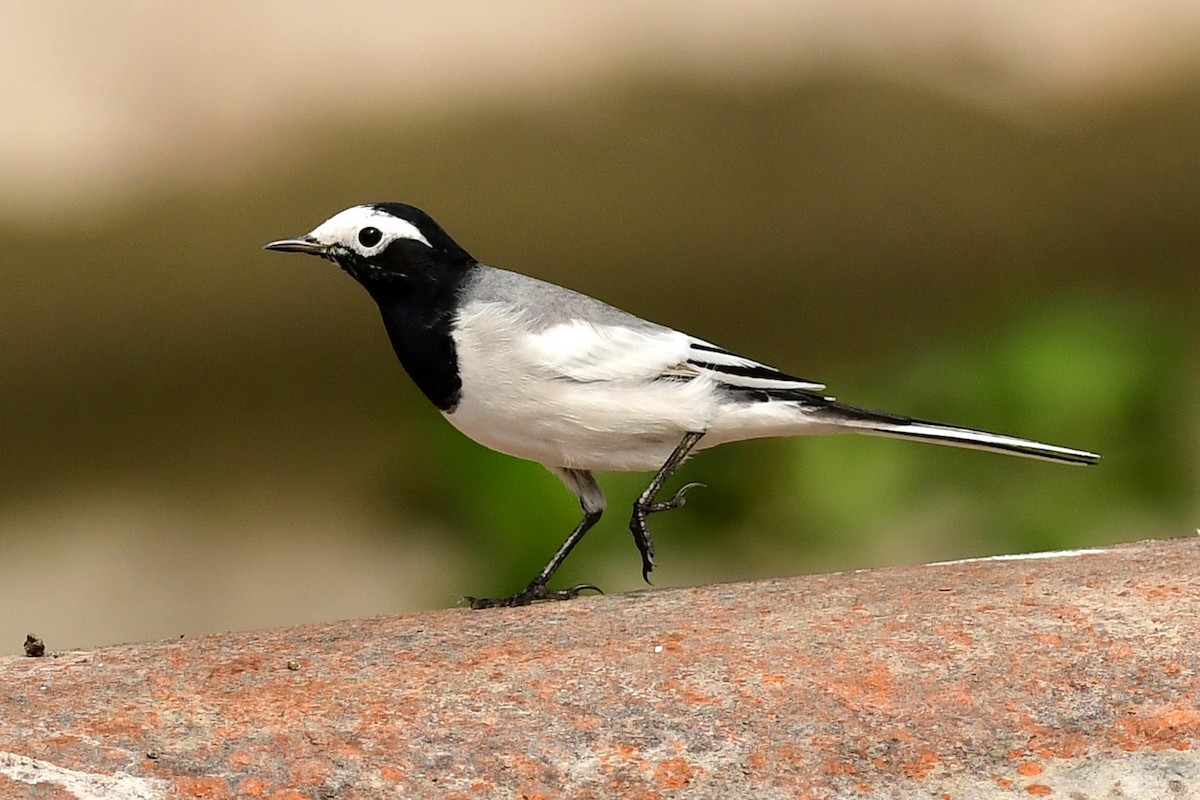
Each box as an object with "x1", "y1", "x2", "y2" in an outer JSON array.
[{"x1": 266, "y1": 203, "x2": 1100, "y2": 608}]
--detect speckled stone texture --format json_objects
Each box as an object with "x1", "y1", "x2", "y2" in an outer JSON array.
[{"x1": 2, "y1": 538, "x2": 1198, "y2": 799}]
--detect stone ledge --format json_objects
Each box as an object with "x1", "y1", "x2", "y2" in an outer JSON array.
[{"x1": 2, "y1": 537, "x2": 1198, "y2": 799}]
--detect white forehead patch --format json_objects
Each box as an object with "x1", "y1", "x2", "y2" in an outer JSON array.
[{"x1": 306, "y1": 205, "x2": 432, "y2": 256}]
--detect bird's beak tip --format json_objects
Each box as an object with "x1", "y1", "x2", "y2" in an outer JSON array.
[{"x1": 263, "y1": 236, "x2": 327, "y2": 255}]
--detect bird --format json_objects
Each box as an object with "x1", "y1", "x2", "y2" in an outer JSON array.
[{"x1": 265, "y1": 202, "x2": 1101, "y2": 609}]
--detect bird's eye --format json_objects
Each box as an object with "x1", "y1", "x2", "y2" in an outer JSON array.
[{"x1": 358, "y1": 227, "x2": 383, "y2": 247}]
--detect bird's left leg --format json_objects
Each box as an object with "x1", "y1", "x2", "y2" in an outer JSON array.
[
  {"x1": 465, "y1": 467, "x2": 607, "y2": 609},
  {"x1": 630, "y1": 431, "x2": 706, "y2": 582}
]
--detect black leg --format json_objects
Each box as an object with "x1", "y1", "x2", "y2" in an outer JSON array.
[
  {"x1": 630, "y1": 431, "x2": 706, "y2": 582},
  {"x1": 465, "y1": 468, "x2": 607, "y2": 609}
]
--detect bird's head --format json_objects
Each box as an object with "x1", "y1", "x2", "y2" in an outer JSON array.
[{"x1": 265, "y1": 203, "x2": 474, "y2": 283}]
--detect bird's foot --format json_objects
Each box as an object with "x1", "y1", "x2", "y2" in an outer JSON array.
[
  {"x1": 462, "y1": 581, "x2": 603, "y2": 610},
  {"x1": 630, "y1": 509, "x2": 656, "y2": 583},
  {"x1": 629, "y1": 482, "x2": 705, "y2": 583}
]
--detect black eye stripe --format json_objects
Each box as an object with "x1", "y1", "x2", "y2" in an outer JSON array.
[{"x1": 358, "y1": 227, "x2": 383, "y2": 247}]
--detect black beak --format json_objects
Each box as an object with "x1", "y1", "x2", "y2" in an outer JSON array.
[{"x1": 263, "y1": 236, "x2": 328, "y2": 255}]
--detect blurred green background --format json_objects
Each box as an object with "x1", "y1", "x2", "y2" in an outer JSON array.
[{"x1": 2, "y1": 3, "x2": 1198, "y2": 648}]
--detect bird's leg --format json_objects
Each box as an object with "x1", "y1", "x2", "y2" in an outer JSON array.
[
  {"x1": 465, "y1": 468, "x2": 607, "y2": 610},
  {"x1": 465, "y1": 510, "x2": 603, "y2": 609},
  {"x1": 630, "y1": 431, "x2": 706, "y2": 582}
]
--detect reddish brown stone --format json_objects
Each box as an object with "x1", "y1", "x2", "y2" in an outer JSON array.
[{"x1": 1, "y1": 539, "x2": 1199, "y2": 798}]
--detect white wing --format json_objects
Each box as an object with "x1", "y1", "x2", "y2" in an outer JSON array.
[
  {"x1": 526, "y1": 321, "x2": 826, "y2": 393},
  {"x1": 526, "y1": 321, "x2": 693, "y2": 382}
]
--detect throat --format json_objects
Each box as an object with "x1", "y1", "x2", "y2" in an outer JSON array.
[{"x1": 363, "y1": 270, "x2": 473, "y2": 412}]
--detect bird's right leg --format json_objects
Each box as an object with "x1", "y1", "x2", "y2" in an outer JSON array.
[
  {"x1": 465, "y1": 468, "x2": 607, "y2": 609},
  {"x1": 629, "y1": 431, "x2": 706, "y2": 582}
]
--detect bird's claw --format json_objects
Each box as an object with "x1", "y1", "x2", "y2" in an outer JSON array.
[
  {"x1": 462, "y1": 582, "x2": 603, "y2": 610},
  {"x1": 629, "y1": 509, "x2": 657, "y2": 584},
  {"x1": 646, "y1": 481, "x2": 705, "y2": 513},
  {"x1": 630, "y1": 482, "x2": 705, "y2": 582}
]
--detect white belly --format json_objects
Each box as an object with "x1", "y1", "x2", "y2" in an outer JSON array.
[{"x1": 444, "y1": 376, "x2": 719, "y2": 472}]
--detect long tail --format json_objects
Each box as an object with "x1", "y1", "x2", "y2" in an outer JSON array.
[{"x1": 813, "y1": 401, "x2": 1101, "y2": 465}]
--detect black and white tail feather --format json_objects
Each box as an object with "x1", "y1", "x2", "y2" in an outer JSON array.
[
  {"x1": 837, "y1": 413, "x2": 1099, "y2": 465},
  {"x1": 575, "y1": 326, "x2": 1099, "y2": 467},
  {"x1": 265, "y1": 201, "x2": 1101, "y2": 610},
  {"x1": 681, "y1": 340, "x2": 1095, "y2": 465}
]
